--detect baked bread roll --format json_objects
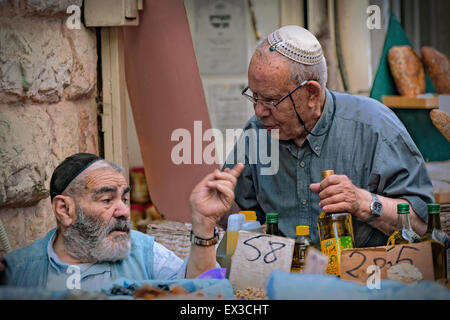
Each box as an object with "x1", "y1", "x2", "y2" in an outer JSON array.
[
  {"x1": 388, "y1": 46, "x2": 426, "y2": 97},
  {"x1": 421, "y1": 46, "x2": 450, "y2": 94},
  {"x1": 430, "y1": 109, "x2": 450, "y2": 142}
]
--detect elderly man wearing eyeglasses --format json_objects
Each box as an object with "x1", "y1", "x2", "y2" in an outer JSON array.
[{"x1": 223, "y1": 25, "x2": 434, "y2": 248}]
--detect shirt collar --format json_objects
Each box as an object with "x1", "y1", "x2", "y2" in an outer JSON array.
[
  {"x1": 279, "y1": 139, "x2": 298, "y2": 157},
  {"x1": 306, "y1": 88, "x2": 335, "y2": 157},
  {"x1": 47, "y1": 230, "x2": 68, "y2": 274},
  {"x1": 278, "y1": 89, "x2": 335, "y2": 157}
]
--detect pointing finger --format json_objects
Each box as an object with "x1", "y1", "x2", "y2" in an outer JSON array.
[{"x1": 228, "y1": 163, "x2": 245, "y2": 179}]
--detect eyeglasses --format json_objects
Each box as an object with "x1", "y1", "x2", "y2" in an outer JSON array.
[
  {"x1": 242, "y1": 80, "x2": 334, "y2": 137},
  {"x1": 241, "y1": 80, "x2": 308, "y2": 110}
]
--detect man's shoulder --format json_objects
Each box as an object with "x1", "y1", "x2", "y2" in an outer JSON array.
[
  {"x1": 4, "y1": 229, "x2": 54, "y2": 266},
  {"x1": 332, "y1": 91, "x2": 407, "y2": 138}
]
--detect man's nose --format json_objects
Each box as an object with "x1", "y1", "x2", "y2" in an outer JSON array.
[
  {"x1": 113, "y1": 200, "x2": 130, "y2": 219},
  {"x1": 253, "y1": 101, "x2": 271, "y2": 118}
]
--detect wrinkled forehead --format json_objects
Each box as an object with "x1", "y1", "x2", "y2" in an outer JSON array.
[
  {"x1": 249, "y1": 50, "x2": 292, "y2": 93},
  {"x1": 250, "y1": 45, "x2": 291, "y2": 77},
  {"x1": 83, "y1": 167, "x2": 128, "y2": 193}
]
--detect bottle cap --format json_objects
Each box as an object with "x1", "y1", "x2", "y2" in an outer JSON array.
[
  {"x1": 241, "y1": 221, "x2": 262, "y2": 232},
  {"x1": 227, "y1": 214, "x2": 245, "y2": 231},
  {"x1": 296, "y1": 225, "x2": 309, "y2": 236},
  {"x1": 266, "y1": 213, "x2": 279, "y2": 224},
  {"x1": 240, "y1": 210, "x2": 257, "y2": 221},
  {"x1": 321, "y1": 170, "x2": 335, "y2": 179},
  {"x1": 397, "y1": 203, "x2": 410, "y2": 214},
  {"x1": 427, "y1": 203, "x2": 440, "y2": 215}
]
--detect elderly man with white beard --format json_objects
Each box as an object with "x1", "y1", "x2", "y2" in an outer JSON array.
[{"x1": 1, "y1": 153, "x2": 244, "y2": 290}]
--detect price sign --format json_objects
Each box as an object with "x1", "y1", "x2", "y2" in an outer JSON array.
[
  {"x1": 229, "y1": 230, "x2": 295, "y2": 290},
  {"x1": 386, "y1": 241, "x2": 434, "y2": 280},
  {"x1": 340, "y1": 247, "x2": 388, "y2": 283},
  {"x1": 340, "y1": 242, "x2": 435, "y2": 283}
]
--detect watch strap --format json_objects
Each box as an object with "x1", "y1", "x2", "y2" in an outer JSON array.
[
  {"x1": 190, "y1": 229, "x2": 219, "y2": 246},
  {"x1": 366, "y1": 213, "x2": 377, "y2": 223}
]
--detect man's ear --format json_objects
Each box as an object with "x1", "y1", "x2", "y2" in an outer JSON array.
[
  {"x1": 52, "y1": 195, "x2": 76, "y2": 228},
  {"x1": 305, "y1": 80, "x2": 322, "y2": 108}
]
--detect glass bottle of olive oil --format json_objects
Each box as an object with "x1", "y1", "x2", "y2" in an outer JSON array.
[
  {"x1": 387, "y1": 204, "x2": 420, "y2": 245},
  {"x1": 291, "y1": 225, "x2": 316, "y2": 272},
  {"x1": 317, "y1": 170, "x2": 355, "y2": 276},
  {"x1": 420, "y1": 203, "x2": 447, "y2": 280},
  {"x1": 265, "y1": 213, "x2": 280, "y2": 235}
]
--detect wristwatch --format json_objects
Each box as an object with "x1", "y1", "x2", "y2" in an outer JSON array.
[
  {"x1": 366, "y1": 193, "x2": 382, "y2": 223},
  {"x1": 190, "y1": 229, "x2": 220, "y2": 247}
]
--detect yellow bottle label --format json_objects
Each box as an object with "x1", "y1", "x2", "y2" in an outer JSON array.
[{"x1": 321, "y1": 236, "x2": 353, "y2": 276}]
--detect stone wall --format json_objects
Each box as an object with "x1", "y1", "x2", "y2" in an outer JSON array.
[{"x1": 0, "y1": 0, "x2": 98, "y2": 253}]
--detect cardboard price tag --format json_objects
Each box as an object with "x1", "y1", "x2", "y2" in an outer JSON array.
[
  {"x1": 340, "y1": 247, "x2": 388, "y2": 283},
  {"x1": 386, "y1": 242, "x2": 434, "y2": 280},
  {"x1": 340, "y1": 242, "x2": 435, "y2": 284},
  {"x1": 229, "y1": 230, "x2": 295, "y2": 290}
]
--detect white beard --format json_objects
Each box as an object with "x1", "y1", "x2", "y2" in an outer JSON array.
[{"x1": 62, "y1": 206, "x2": 131, "y2": 263}]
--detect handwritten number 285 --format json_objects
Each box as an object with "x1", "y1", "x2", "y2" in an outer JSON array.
[{"x1": 345, "y1": 245, "x2": 420, "y2": 279}]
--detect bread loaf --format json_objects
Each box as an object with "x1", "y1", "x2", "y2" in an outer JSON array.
[
  {"x1": 421, "y1": 46, "x2": 450, "y2": 94},
  {"x1": 388, "y1": 46, "x2": 426, "y2": 97},
  {"x1": 430, "y1": 109, "x2": 450, "y2": 142}
]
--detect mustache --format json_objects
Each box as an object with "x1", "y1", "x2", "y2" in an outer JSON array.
[{"x1": 105, "y1": 218, "x2": 131, "y2": 234}]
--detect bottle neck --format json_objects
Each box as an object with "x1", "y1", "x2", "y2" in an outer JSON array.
[
  {"x1": 266, "y1": 222, "x2": 279, "y2": 234},
  {"x1": 398, "y1": 213, "x2": 412, "y2": 231},
  {"x1": 426, "y1": 213, "x2": 442, "y2": 233}
]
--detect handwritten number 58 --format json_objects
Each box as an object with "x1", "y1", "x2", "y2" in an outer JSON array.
[{"x1": 243, "y1": 235, "x2": 286, "y2": 264}]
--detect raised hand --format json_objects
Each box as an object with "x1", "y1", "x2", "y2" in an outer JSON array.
[{"x1": 189, "y1": 163, "x2": 244, "y2": 238}]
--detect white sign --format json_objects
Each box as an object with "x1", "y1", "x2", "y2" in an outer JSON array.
[
  {"x1": 193, "y1": 0, "x2": 247, "y2": 74},
  {"x1": 229, "y1": 231, "x2": 295, "y2": 290}
]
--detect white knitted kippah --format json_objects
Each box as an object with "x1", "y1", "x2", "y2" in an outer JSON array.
[{"x1": 268, "y1": 25, "x2": 323, "y2": 65}]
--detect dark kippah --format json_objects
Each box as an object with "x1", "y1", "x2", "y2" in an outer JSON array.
[{"x1": 50, "y1": 153, "x2": 102, "y2": 201}]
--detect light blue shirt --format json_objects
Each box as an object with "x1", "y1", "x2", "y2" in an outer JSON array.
[
  {"x1": 4, "y1": 228, "x2": 188, "y2": 290},
  {"x1": 223, "y1": 89, "x2": 435, "y2": 248},
  {"x1": 46, "y1": 231, "x2": 112, "y2": 291}
]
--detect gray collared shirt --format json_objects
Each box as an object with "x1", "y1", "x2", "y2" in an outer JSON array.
[{"x1": 223, "y1": 89, "x2": 435, "y2": 247}]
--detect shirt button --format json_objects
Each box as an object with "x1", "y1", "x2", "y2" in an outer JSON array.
[
  {"x1": 314, "y1": 146, "x2": 319, "y2": 152},
  {"x1": 300, "y1": 161, "x2": 305, "y2": 167},
  {"x1": 301, "y1": 199, "x2": 307, "y2": 205}
]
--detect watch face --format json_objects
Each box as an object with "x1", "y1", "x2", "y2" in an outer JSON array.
[{"x1": 372, "y1": 201, "x2": 382, "y2": 216}]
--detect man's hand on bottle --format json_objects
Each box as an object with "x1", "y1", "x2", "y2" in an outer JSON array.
[{"x1": 310, "y1": 174, "x2": 372, "y2": 220}]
